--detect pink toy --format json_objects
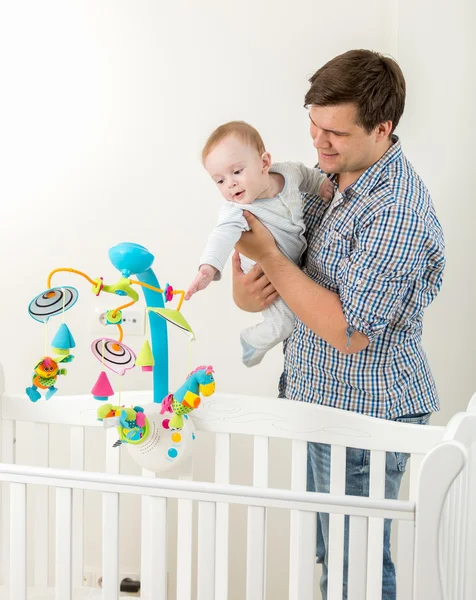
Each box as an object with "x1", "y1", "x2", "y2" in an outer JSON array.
[{"x1": 160, "y1": 393, "x2": 174, "y2": 414}]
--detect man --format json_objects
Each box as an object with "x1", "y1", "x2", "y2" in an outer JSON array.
[{"x1": 232, "y1": 49, "x2": 445, "y2": 599}]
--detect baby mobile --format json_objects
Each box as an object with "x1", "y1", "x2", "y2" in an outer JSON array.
[{"x1": 26, "y1": 242, "x2": 216, "y2": 472}]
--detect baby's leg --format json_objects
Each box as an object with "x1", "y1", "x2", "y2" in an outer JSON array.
[{"x1": 240, "y1": 299, "x2": 295, "y2": 367}]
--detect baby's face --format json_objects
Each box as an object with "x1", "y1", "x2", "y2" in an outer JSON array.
[{"x1": 204, "y1": 135, "x2": 270, "y2": 204}]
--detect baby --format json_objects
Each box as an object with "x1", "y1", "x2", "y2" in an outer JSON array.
[{"x1": 186, "y1": 121, "x2": 333, "y2": 367}]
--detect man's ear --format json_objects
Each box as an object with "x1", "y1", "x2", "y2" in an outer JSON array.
[
  {"x1": 375, "y1": 120, "x2": 393, "y2": 140},
  {"x1": 261, "y1": 151, "x2": 272, "y2": 173}
]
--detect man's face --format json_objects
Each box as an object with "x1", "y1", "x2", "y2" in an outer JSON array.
[{"x1": 309, "y1": 103, "x2": 386, "y2": 183}]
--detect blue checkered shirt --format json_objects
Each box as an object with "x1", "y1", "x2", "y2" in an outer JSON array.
[{"x1": 279, "y1": 137, "x2": 446, "y2": 419}]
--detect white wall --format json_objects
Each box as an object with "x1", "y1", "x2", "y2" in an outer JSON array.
[
  {"x1": 396, "y1": 0, "x2": 476, "y2": 426},
  {"x1": 0, "y1": 0, "x2": 474, "y2": 596}
]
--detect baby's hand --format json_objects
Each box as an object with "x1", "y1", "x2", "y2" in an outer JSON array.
[
  {"x1": 185, "y1": 265, "x2": 218, "y2": 300},
  {"x1": 319, "y1": 177, "x2": 334, "y2": 201}
]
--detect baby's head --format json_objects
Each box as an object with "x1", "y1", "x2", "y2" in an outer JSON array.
[{"x1": 202, "y1": 121, "x2": 272, "y2": 204}]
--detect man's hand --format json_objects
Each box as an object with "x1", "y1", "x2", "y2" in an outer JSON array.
[
  {"x1": 231, "y1": 251, "x2": 279, "y2": 312},
  {"x1": 185, "y1": 264, "x2": 218, "y2": 300},
  {"x1": 235, "y1": 211, "x2": 280, "y2": 264}
]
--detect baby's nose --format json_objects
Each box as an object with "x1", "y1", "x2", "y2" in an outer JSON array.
[{"x1": 228, "y1": 180, "x2": 237, "y2": 188}]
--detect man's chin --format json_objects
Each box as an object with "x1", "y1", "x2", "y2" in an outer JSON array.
[{"x1": 317, "y1": 155, "x2": 340, "y2": 173}]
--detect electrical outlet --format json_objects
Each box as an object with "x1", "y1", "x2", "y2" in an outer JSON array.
[{"x1": 93, "y1": 307, "x2": 145, "y2": 336}]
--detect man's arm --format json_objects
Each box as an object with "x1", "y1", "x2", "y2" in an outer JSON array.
[{"x1": 234, "y1": 212, "x2": 369, "y2": 354}]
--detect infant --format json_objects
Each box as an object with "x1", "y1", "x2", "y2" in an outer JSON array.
[{"x1": 186, "y1": 120, "x2": 333, "y2": 367}]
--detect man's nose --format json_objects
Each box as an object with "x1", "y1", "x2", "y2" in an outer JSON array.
[{"x1": 313, "y1": 130, "x2": 331, "y2": 149}]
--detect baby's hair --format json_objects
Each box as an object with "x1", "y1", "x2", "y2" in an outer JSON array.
[{"x1": 202, "y1": 121, "x2": 266, "y2": 164}]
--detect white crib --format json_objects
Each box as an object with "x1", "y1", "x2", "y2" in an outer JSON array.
[{"x1": 0, "y1": 387, "x2": 475, "y2": 600}]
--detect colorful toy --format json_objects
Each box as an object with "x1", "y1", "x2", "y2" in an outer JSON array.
[
  {"x1": 95, "y1": 365, "x2": 215, "y2": 470},
  {"x1": 135, "y1": 340, "x2": 154, "y2": 371},
  {"x1": 26, "y1": 355, "x2": 72, "y2": 402},
  {"x1": 97, "y1": 404, "x2": 150, "y2": 445},
  {"x1": 27, "y1": 242, "x2": 216, "y2": 473},
  {"x1": 91, "y1": 371, "x2": 115, "y2": 401},
  {"x1": 161, "y1": 365, "x2": 216, "y2": 430}
]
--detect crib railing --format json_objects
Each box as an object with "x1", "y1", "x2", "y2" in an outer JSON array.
[
  {"x1": 0, "y1": 391, "x2": 475, "y2": 599},
  {"x1": 0, "y1": 436, "x2": 466, "y2": 600}
]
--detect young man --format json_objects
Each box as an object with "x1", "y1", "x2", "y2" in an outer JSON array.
[{"x1": 232, "y1": 49, "x2": 446, "y2": 599}]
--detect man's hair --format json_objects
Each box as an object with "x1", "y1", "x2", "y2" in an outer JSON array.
[
  {"x1": 304, "y1": 49, "x2": 406, "y2": 133},
  {"x1": 202, "y1": 121, "x2": 266, "y2": 164}
]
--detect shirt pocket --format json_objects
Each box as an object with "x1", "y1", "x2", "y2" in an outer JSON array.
[{"x1": 318, "y1": 226, "x2": 353, "y2": 283}]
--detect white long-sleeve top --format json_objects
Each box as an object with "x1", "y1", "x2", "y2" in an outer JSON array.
[{"x1": 199, "y1": 162, "x2": 326, "y2": 278}]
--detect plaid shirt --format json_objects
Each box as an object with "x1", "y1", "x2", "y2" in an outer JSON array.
[{"x1": 279, "y1": 137, "x2": 446, "y2": 419}]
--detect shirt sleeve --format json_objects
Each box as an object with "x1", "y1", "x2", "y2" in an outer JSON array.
[
  {"x1": 199, "y1": 203, "x2": 249, "y2": 280},
  {"x1": 294, "y1": 162, "x2": 327, "y2": 195},
  {"x1": 337, "y1": 204, "x2": 445, "y2": 344}
]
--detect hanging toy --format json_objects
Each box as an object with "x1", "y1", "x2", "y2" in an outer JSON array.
[
  {"x1": 26, "y1": 243, "x2": 217, "y2": 474},
  {"x1": 51, "y1": 323, "x2": 76, "y2": 356},
  {"x1": 28, "y1": 287, "x2": 79, "y2": 323},
  {"x1": 91, "y1": 371, "x2": 115, "y2": 401},
  {"x1": 135, "y1": 340, "x2": 154, "y2": 372},
  {"x1": 26, "y1": 355, "x2": 72, "y2": 402},
  {"x1": 91, "y1": 338, "x2": 136, "y2": 375}
]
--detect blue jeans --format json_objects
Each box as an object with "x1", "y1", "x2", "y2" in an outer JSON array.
[{"x1": 307, "y1": 413, "x2": 431, "y2": 600}]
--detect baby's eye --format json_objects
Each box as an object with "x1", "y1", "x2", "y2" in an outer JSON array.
[
  {"x1": 234, "y1": 169, "x2": 243, "y2": 175},
  {"x1": 217, "y1": 179, "x2": 224, "y2": 185}
]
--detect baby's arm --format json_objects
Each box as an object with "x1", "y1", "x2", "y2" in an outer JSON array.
[
  {"x1": 295, "y1": 163, "x2": 333, "y2": 200},
  {"x1": 185, "y1": 204, "x2": 248, "y2": 300}
]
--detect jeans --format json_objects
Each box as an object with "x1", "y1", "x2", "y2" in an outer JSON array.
[{"x1": 307, "y1": 413, "x2": 431, "y2": 600}]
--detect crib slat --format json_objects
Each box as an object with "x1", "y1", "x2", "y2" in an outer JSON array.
[
  {"x1": 140, "y1": 470, "x2": 156, "y2": 599},
  {"x1": 106, "y1": 428, "x2": 121, "y2": 474},
  {"x1": 463, "y1": 439, "x2": 476, "y2": 599},
  {"x1": 140, "y1": 481, "x2": 168, "y2": 600},
  {"x1": 10, "y1": 482, "x2": 27, "y2": 600},
  {"x1": 198, "y1": 501, "x2": 216, "y2": 599},
  {"x1": 215, "y1": 433, "x2": 230, "y2": 600},
  {"x1": 397, "y1": 453, "x2": 422, "y2": 600},
  {"x1": 328, "y1": 444, "x2": 346, "y2": 600},
  {"x1": 289, "y1": 439, "x2": 314, "y2": 600},
  {"x1": 149, "y1": 496, "x2": 168, "y2": 598},
  {"x1": 348, "y1": 516, "x2": 368, "y2": 600},
  {"x1": 70, "y1": 426, "x2": 85, "y2": 589},
  {"x1": 177, "y1": 465, "x2": 194, "y2": 600},
  {"x1": 366, "y1": 450, "x2": 385, "y2": 600},
  {"x1": 34, "y1": 423, "x2": 50, "y2": 589},
  {"x1": 55, "y1": 487, "x2": 73, "y2": 600},
  {"x1": 1, "y1": 419, "x2": 15, "y2": 587},
  {"x1": 447, "y1": 471, "x2": 467, "y2": 600},
  {"x1": 246, "y1": 436, "x2": 268, "y2": 600},
  {"x1": 102, "y1": 491, "x2": 120, "y2": 599},
  {"x1": 292, "y1": 509, "x2": 317, "y2": 600}
]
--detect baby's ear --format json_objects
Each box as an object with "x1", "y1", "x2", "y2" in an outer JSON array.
[{"x1": 261, "y1": 151, "x2": 272, "y2": 173}]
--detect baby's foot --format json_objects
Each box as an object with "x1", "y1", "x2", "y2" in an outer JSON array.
[{"x1": 240, "y1": 335, "x2": 266, "y2": 368}]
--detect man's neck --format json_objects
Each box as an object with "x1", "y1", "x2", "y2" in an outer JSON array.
[{"x1": 337, "y1": 138, "x2": 393, "y2": 191}]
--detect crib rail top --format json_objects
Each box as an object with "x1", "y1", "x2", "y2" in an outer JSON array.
[{"x1": 1, "y1": 391, "x2": 444, "y2": 453}]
